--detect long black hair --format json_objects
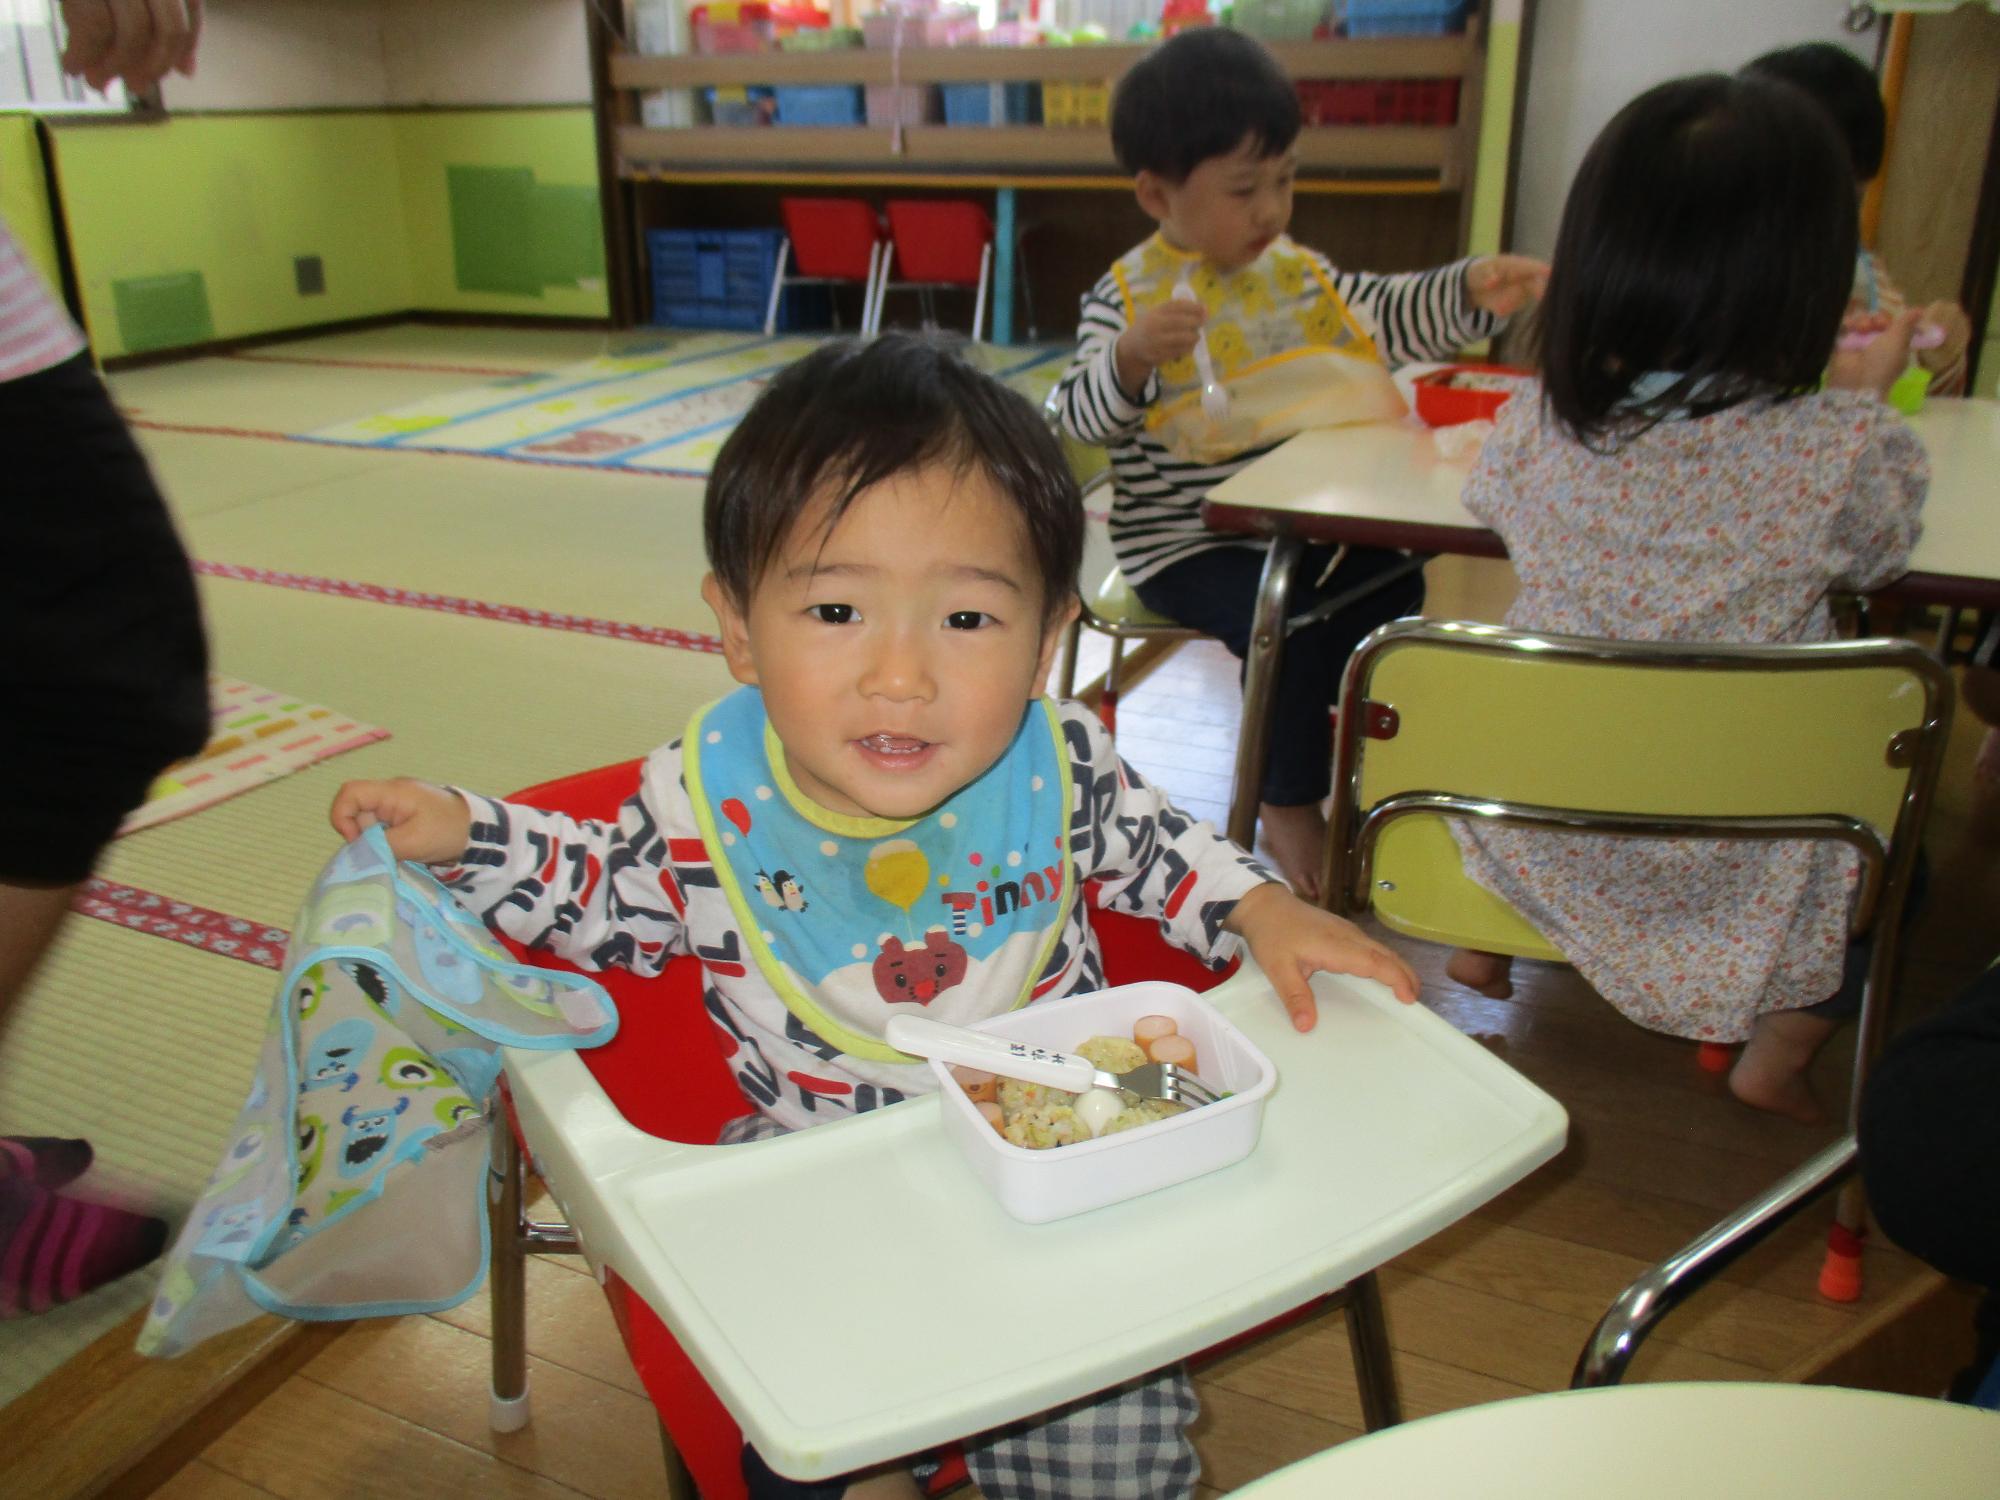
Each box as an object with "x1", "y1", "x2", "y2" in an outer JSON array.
[{"x1": 1538, "y1": 73, "x2": 1857, "y2": 450}]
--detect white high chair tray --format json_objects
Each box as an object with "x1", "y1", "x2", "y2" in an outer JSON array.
[{"x1": 504, "y1": 966, "x2": 1568, "y2": 1481}]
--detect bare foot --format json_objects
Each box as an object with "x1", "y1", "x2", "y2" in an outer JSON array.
[
  {"x1": 1257, "y1": 801, "x2": 1327, "y2": 903},
  {"x1": 1976, "y1": 725, "x2": 2000, "y2": 786},
  {"x1": 1728, "y1": 1008, "x2": 1837, "y2": 1124},
  {"x1": 1446, "y1": 947, "x2": 1515, "y2": 999}
]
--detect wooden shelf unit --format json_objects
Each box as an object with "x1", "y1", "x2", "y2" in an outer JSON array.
[
  {"x1": 607, "y1": 35, "x2": 1480, "y2": 183},
  {"x1": 580, "y1": 1, "x2": 1510, "y2": 333}
]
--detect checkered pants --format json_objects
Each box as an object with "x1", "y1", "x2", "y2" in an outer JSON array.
[{"x1": 720, "y1": 1111, "x2": 1203, "y2": 1500}]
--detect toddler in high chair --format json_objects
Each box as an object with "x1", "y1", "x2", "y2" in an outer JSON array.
[
  {"x1": 1443, "y1": 73, "x2": 1930, "y2": 1125},
  {"x1": 1050, "y1": 27, "x2": 1547, "y2": 899},
  {"x1": 329, "y1": 334, "x2": 1417, "y2": 1500}
]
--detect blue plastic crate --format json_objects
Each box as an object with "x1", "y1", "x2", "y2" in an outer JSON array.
[
  {"x1": 702, "y1": 85, "x2": 776, "y2": 125},
  {"x1": 774, "y1": 84, "x2": 865, "y2": 125},
  {"x1": 1338, "y1": 0, "x2": 1467, "y2": 36},
  {"x1": 939, "y1": 81, "x2": 1041, "y2": 126},
  {"x1": 646, "y1": 227, "x2": 830, "y2": 332}
]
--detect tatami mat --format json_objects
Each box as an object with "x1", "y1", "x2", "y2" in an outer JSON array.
[
  {"x1": 179, "y1": 455, "x2": 714, "y2": 634},
  {"x1": 135, "y1": 429, "x2": 407, "y2": 520},
  {"x1": 113, "y1": 356, "x2": 508, "y2": 433},
  {"x1": 246, "y1": 323, "x2": 631, "y2": 374},
  {"x1": 0, "y1": 923, "x2": 277, "y2": 1404}
]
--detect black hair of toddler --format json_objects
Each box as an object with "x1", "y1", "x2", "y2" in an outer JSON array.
[
  {"x1": 1537, "y1": 72, "x2": 1857, "y2": 450},
  {"x1": 1110, "y1": 28, "x2": 1300, "y2": 183},
  {"x1": 704, "y1": 332, "x2": 1083, "y2": 622},
  {"x1": 1742, "y1": 42, "x2": 1886, "y2": 182}
]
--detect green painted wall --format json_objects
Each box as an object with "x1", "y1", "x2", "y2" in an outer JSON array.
[
  {"x1": 0, "y1": 113, "x2": 66, "y2": 299},
  {"x1": 392, "y1": 109, "x2": 606, "y2": 318},
  {"x1": 45, "y1": 106, "x2": 605, "y2": 359}
]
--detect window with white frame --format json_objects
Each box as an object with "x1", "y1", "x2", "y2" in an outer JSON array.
[{"x1": 0, "y1": 0, "x2": 130, "y2": 112}]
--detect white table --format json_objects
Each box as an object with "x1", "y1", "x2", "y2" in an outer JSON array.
[
  {"x1": 1231, "y1": 1382, "x2": 2000, "y2": 1499},
  {"x1": 504, "y1": 965, "x2": 1567, "y2": 1480},
  {"x1": 1201, "y1": 397, "x2": 2000, "y2": 845}
]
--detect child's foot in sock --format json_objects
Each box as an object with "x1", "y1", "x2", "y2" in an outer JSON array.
[
  {"x1": 1728, "y1": 1008, "x2": 1836, "y2": 1125},
  {"x1": 1257, "y1": 801, "x2": 1328, "y2": 904},
  {"x1": 0, "y1": 1135, "x2": 94, "y2": 1190},
  {"x1": 0, "y1": 1179, "x2": 168, "y2": 1317},
  {"x1": 1446, "y1": 948, "x2": 1515, "y2": 999}
]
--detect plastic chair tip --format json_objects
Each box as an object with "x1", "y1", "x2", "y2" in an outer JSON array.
[
  {"x1": 490, "y1": 1387, "x2": 533, "y2": 1432},
  {"x1": 1817, "y1": 1248, "x2": 1865, "y2": 1303},
  {"x1": 1695, "y1": 1042, "x2": 1734, "y2": 1073}
]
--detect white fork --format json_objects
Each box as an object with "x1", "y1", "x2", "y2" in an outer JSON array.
[{"x1": 885, "y1": 1014, "x2": 1221, "y2": 1110}]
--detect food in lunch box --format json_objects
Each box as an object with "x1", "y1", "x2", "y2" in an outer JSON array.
[{"x1": 968, "y1": 1015, "x2": 1206, "y2": 1150}]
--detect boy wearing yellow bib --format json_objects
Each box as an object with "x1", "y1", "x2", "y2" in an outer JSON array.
[
  {"x1": 1052, "y1": 29, "x2": 1546, "y2": 897},
  {"x1": 331, "y1": 335, "x2": 1418, "y2": 1500}
]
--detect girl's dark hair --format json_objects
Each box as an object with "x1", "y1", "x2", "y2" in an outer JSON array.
[
  {"x1": 704, "y1": 333, "x2": 1083, "y2": 622},
  {"x1": 1538, "y1": 73, "x2": 1857, "y2": 450},
  {"x1": 1742, "y1": 42, "x2": 1886, "y2": 181},
  {"x1": 1110, "y1": 28, "x2": 1300, "y2": 182}
]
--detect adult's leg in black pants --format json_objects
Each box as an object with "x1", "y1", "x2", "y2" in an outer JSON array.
[
  {"x1": 1133, "y1": 542, "x2": 1424, "y2": 896},
  {"x1": 0, "y1": 350, "x2": 208, "y2": 1316}
]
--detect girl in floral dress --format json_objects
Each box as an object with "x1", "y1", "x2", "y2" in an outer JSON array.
[{"x1": 1446, "y1": 73, "x2": 1930, "y2": 1123}]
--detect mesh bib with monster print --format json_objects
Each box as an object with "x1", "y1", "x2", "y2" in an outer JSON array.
[
  {"x1": 1113, "y1": 233, "x2": 1406, "y2": 464},
  {"x1": 685, "y1": 688, "x2": 1075, "y2": 1063}
]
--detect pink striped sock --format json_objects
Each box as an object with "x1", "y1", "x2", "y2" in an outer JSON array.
[{"x1": 0, "y1": 1180, "x2": 167, "y2": 1318}]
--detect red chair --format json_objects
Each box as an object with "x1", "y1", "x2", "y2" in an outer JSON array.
[
  {"x1": 766, "y1": 197, "x2": 889, "y2": 337},
  {"x1": 880, "y1": 199, "x2": 995, "y2": 342},
  {"x1": 486, "y1": 759, "x2": 1400, "y2": 1496}
]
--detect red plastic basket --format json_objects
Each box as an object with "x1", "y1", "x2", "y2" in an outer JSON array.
[
  {"x1": 1295, "y1": 77, "x2": 1460, "y2": 127},
  {"x1": 1412, "y1": 362, "x2": 1534, "y2": 427}
]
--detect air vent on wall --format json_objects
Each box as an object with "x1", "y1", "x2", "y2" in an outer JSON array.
[{"x1": 295, "y1": 255, "x2": 325, "y2": 296}]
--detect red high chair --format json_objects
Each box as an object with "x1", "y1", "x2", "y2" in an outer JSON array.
[
  {"x1": 766, "y1": 197, "x2": 889, "y2": 337},
  {"x1": 880, "y1": 199, "x2": 996, "y2": 342},
  {"x1": 486, "y1": 759, "x2": 1401, "y2": 1497}
]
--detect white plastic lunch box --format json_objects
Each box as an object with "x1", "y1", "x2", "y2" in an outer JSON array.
[{"x1": 924, "y1": 980, "x2": 1278, "y2": 1223}]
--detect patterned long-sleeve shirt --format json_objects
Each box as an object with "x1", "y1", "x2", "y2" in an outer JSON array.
[
  {"x1": 1452, "y1": 386, "x2": 1929, "y2": 1041},
  {"x1": 437, "y1": 698, "x2": 1273, "y2": 1130},
  {"x1": 1051, "y1": 251, "x2": 1500, "y2": 586}
]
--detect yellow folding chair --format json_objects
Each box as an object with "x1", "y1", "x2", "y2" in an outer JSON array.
[
  {"x1": 1322, "y1": 619, "x2": 1954, "y2": 1379},
  {"x1": 1042, "y1": 411, "x2": 1204, "y2": 737}
]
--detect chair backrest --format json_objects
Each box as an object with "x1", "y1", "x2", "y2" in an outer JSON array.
[
  {"x1": 885, "y1": 198, "x2": 993, "y2": 284},
  {"x1": 1329, "y1": 620, "x2": 1953, "y2": 940},
  {"x1": 779, "y1": 196, "x2": 882, "y2": 282}
]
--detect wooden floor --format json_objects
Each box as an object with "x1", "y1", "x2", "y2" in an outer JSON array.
[{"x1": 8, "y1": 331, "x2": 1996, "y2": 1499}]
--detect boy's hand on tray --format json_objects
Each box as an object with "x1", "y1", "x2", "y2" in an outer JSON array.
[
  {"x1": 329, "y1": 778, "x2": 472, "y2": 865},
  {"x1": 1225, "y1": 883, "x2": 1420, "y2": 1032},
  {"x1": 1466, "y1": 254, "x2": 1550, "y2": 318}
]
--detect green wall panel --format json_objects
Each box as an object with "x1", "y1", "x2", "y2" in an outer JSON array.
[
  {"x1": 112, "y1": 270, "x2": 214, "y2": 352},
  {"x1": 1, "y1": 113, "x2": 66, "y2": 301},
  {"x1": 42, "y1": 106, "x2": 604, "y2": 358},
  {"x1": 52, "y1": 115, "x2": 412, "y2": 358},
  {"x1": 395, "y1": 108, "x2": 606, "y2": 318},
  {"x1": 448, "y1": 164, "x2": 543, "y2": 296}
]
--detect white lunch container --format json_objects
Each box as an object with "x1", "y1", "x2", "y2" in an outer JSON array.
[{"x1": 923, "y1": 980, "x2": 1277, "y2": 1224}]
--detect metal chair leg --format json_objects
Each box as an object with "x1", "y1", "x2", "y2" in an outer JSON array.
[
  {"x1": 487, "y1": 1117, "x2": 532, "y2": 1432},
  {"x1": 1057, "y1": 616, "x2": 1080, "y2": 699},
  {"x1": 657, "y1": 1418, "x2": 700, "y2": 1500},
  {"x1": 1102, "y1": 634, "x2": 1125, "y2": 737},
  {"x1": 1341, "y1": 1271, "x2": 1402, "y2": 1431},
  {"x1": 1229, "y1": 536, "x2": 1303, "y2": 848}
]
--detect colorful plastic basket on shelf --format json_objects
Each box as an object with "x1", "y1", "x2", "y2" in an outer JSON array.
[
  {"x1": 1336, "y1": 0, "x2": 1470, "y2": 36},
  {"x1": 940, "y1": 80, "x2": 1041, "y2": 125},
  {"x1": 691, "y1": 2, "x2": 828, "y2": 54},
  {"x1": 1411, "y1": 363, "x2": 1534, "y2": 427},
  {"x1": 1234, "y1": 0, "x2": 1329, "y2": 41},
  {"x1": 1296, "y1": 78, "x2": 1460, "y2": 127},
  {"x1": 702, "y1": 84, "x2": 776, "y2": 125},
  {"x1": 774, "y1": 84, "x2": 866, "y2": 124}
]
